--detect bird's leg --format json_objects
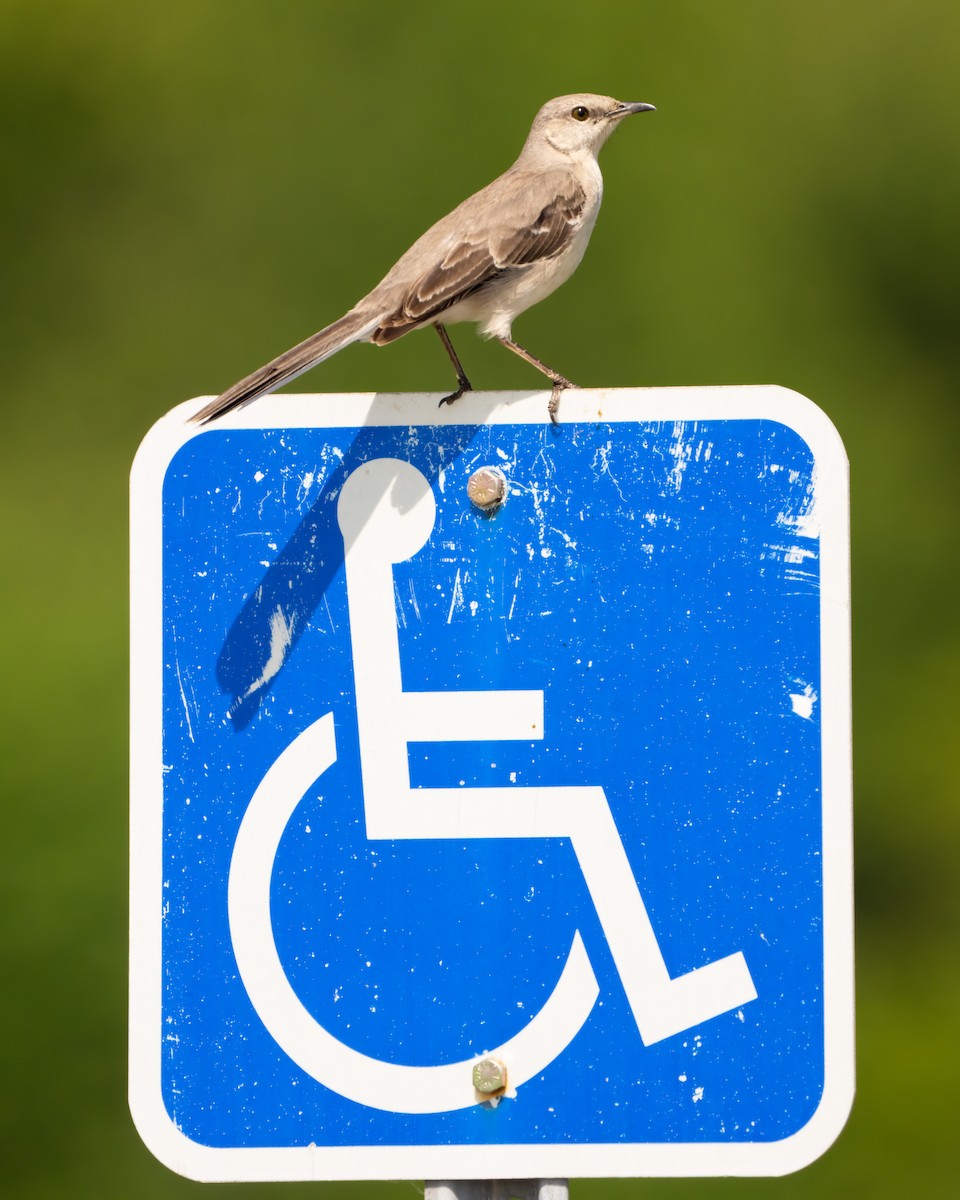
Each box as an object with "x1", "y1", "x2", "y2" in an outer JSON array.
[
  {"x1": 435, "y1": 324, "x2": 474, "y2": 407},
  {"x1": 496, "y1": 335, "x2": 577, "y2": 425}
]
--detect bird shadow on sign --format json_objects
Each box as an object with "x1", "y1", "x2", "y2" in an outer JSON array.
[
  {"x1": 215, "y1": 400, "x2": 558, "y2": 729},
  {"x1": 215, "y1": 450, "x2": 351, "y2": 731}
]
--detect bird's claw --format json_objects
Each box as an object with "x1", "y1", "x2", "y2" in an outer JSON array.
[
  {"x1": 548, "y1": 378, "x2": 577, "y2": 425},
  {"x1": 439, "y1": 378, "x2": 473, "y2": 408}
]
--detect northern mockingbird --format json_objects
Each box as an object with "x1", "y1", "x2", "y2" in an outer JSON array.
[{"x1": 193, "y1": 94, "x2": 654, "y2": 425}]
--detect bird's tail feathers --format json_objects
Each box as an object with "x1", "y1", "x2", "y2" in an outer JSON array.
[{"x1": 192, "y1": 309, "x2": 381, "y2": 424}]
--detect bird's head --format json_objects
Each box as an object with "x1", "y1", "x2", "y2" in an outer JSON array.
[{"x1": 524, "y1": 93, "x2": 656, "y2": 160}]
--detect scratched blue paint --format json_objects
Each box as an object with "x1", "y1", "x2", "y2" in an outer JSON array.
[{"x1": 160, "y1": 419, "x2": 822, "y2": 1148}]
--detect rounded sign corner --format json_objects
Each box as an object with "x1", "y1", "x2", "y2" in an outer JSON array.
[
  {"x1": 761, "y1": 384, "x2": 849, "y2": 469},
  {"x1": 762, "y1": 1072, "x2": 857, "y2": 1178},
  {"x1": 128, "y1": 1085, "x2": 230, "y2": 1185},
  {"x1": 130, "y1": 398, "x2": 212, "y2": 492}
]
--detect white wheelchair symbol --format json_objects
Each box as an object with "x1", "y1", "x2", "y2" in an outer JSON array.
[{"x1": 228, "y1": 458, "x2": 757, "y2": 1115}]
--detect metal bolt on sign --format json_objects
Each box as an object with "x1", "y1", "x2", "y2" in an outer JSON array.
[
  {"x1": 472, "y1": 1057, "x2": 507, "y2": 1096},
  {"x1": 467, "y1": 466, "x2": 507, "y2": 512}
]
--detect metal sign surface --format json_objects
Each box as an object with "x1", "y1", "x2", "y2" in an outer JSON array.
[{"x1": 129, "y1": 387, "x2": 853, "y2": 1181}]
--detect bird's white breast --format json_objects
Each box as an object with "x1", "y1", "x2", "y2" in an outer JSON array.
[{"x1": 447, "y1": 167, "x2": 604, "y2": 340}]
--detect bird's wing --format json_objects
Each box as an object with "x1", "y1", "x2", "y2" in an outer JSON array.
[{"x1": 372, "y1": 172, "x2": 588, "y2": 341}]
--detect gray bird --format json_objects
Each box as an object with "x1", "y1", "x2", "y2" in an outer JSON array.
[{"x1": 193, "y1": 94, "x2": 654, "y2": 425}]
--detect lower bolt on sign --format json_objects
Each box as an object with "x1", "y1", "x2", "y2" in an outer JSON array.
[{"x1": 129, "y1": 386, "x2": 853, "y2": 1182}]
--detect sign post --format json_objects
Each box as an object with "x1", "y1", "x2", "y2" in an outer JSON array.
[{"x1": 130, "y1": 386, "x2": 853, "y2": 1182}]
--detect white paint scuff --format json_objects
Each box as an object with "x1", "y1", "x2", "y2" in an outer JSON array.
[
  {"x1": 789, "y1": 682, "x2": 818, "y2": 720},
  {"x1": 776, "y1": 461, "x2": 820, "y2": 540},
  {"x1": 244, "y1": 605, "x2": 297, "y2": 698},
  {"x1": 446, "y1": 568, "x2": 464, "y2": 624}
]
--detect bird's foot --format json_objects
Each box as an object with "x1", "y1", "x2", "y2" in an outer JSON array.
[
  {"x1": 439, "y1": 376, "x2": 473, "y2": 408},
  {"x1": 548, "y1": 377, "x2": 577, "y2": 425}
]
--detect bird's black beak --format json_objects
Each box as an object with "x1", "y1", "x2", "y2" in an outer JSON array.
[{"x1": 612, "y1": 101, "x2": 656, "y2": 117}]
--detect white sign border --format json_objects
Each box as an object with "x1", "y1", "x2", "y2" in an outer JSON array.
[{"x1": 129, "y1": 386, "x2": 853, "y2": 1182}]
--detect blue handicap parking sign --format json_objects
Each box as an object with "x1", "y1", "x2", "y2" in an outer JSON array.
[{"x1": 129, "y1": 387, "x2": 853, "y2": 1182}]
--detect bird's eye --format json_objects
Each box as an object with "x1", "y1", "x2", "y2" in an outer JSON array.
[{"x1": 571, "y1": 105, "x2": 590, "y2": 121}]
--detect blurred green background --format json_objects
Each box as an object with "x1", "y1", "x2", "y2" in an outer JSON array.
[{"x1": 2, "y1": 0, "x2": 957, "y2": 1196}]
